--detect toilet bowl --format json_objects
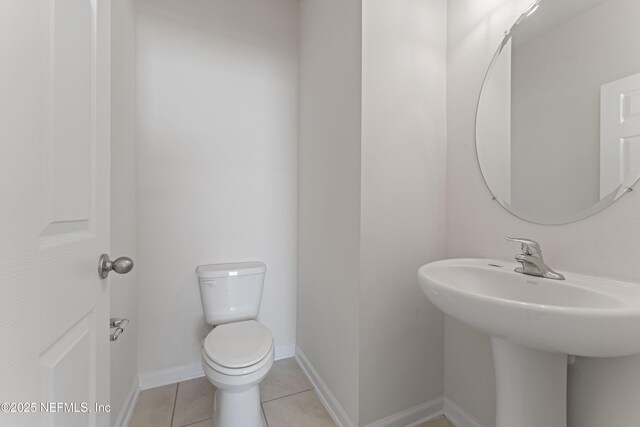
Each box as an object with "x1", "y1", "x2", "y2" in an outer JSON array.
[
  {"x1": 197, "y1": 263, "x2": 273, "y2": 427},
  {"x1": 202, "y1": 321, "x2": 274, "y2": 427}
]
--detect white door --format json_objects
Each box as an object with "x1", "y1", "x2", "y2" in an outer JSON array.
[
  {"x1": 600, "y1": 72, "x2": 640, "y2": 198},
  {"x1": 0, "y1": 1, "x2": 110, "y2": 427}
]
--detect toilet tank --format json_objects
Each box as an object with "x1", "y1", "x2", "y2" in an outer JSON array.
[{"x1": 196, "y1": 262, "x2": 266, "y2": 325}]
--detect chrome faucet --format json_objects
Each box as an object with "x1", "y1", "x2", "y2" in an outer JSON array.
[{"x1": 505, "y1": 237, "x2": 565, "y2": 280}]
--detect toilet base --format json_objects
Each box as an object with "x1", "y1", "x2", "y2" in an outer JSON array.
[{"x1": 213, "y1": 385, "x2": 264, "y2": 427}]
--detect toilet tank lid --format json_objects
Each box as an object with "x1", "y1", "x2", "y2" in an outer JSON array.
[{"x1": 197, "y1": 262, "x2": 266, "y2": 279}]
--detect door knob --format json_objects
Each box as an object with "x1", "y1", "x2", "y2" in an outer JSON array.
[{"x1": 98, "y1": 254, "x2": 134, "y2": 279}]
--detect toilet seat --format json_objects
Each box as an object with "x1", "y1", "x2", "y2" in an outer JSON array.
[
  {"x1": 203, "y1": 320, "x2": 274, "y2": 376},
  {"x1": 203, "y1": 345, "x2": 273, "y2": 377}
]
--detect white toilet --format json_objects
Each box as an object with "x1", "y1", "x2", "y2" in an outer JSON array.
[{"x1": 197, "y1": 262, "x2": 274, "y2": 427}]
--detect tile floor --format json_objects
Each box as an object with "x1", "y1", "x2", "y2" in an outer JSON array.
[{"x1": 129, "y1": 357, "x2": 454, "y2": 427}]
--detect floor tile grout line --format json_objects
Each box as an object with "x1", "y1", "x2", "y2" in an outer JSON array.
[
  {"x1": 170, "y1": 382, "x2": 179, "y2": 427},
  {"x1": 261, "y1": 387, "x2": 315, "y2": 404},
  {"x1": 261, "y1": 405, "x2": 269, "y2": 427},
  {"x1": 178, "y1": 415, "x2": 214, "y2": 427},
  {"x1": 180, "y1": 417, "x2": 213, "y2": 427}
]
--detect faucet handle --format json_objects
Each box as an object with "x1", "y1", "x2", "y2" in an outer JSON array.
[{"x1": 505, "y1": 237, "x2": 541, "y2": 256}]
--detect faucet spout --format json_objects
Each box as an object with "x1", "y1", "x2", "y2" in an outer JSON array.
[
  {"x1": 514, "y1": 254, "x2": 565, "y2": 280},
  {"x1": 506, "y1": 237, "x2": 565, "y2": 280}
]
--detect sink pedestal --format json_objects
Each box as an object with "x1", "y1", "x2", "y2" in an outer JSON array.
[{"x1": 492, "y1": 338, "x2": 567, "y2": 427}]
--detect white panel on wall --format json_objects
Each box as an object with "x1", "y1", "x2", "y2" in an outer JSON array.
[
  {"x1": 298, "y1": 2, "x2": 448, "y2": 425},
  {"x1": 360, "y1": 0, "x2": 447, "y2": 424},
  {"x1": 297, "y1": 0, "x2": 362, "y2": 423}
]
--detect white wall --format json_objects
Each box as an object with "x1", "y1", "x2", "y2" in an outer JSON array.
[
  {"x1": 135, "y1": 0, "x2": 298, "y2": 380},
  {"x1": 359, "y1": 0, "x2": 447, "y2": 424},
  {"x1": 446, "y1": 0, "x2": 640, "y2": 426},
  {"x1": 297, "y1": 0, "x2": 362, "y2": 424},
  {"x1": 110, "y1": 0, "x2": 138, "y2": 424},
  {"x1": 298, "y1": 2, "x2": 448, "y2": 425}
]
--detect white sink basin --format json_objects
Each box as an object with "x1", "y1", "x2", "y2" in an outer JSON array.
[
  {"x1": 418, "y1": 258, "x2": 640, "y2": 357},
  {"x1": 418, "y1": 258, "x2": 640, "y2": 427}
]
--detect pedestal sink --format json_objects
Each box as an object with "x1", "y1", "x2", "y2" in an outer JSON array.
[{"x1": 418, "y1": 258, "x2": 640, "y2": 427}]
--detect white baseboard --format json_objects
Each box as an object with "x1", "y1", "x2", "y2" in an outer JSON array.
[
  {"x1": 364, "y1": 396, "x2": 444, "y2": 427},
  {"x1": 443, "y1": 397, "x2": 485, "y2": 427},
  {"x1": 112, "y1": 377, "x2": 140, "y2": 427},
  {"x1": 138, "y1": 343, "x2": 296, "y2": 390},
  {"x1": 295, "y1": 347, "x2": 356, "y2": 427}
]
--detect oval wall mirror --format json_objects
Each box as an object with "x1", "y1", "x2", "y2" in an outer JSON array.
[{"x1": 476, "y1": 0, "x2": 640, "y2": 224}]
